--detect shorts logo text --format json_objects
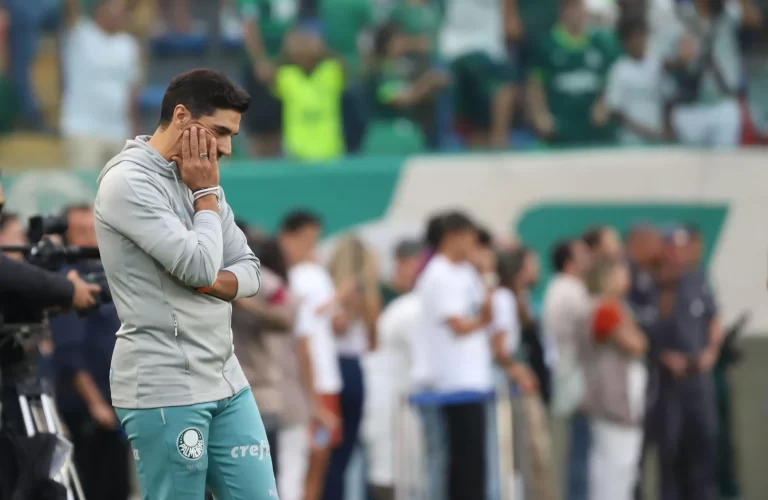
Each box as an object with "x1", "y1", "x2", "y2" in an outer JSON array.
[{"x1": 230, "y1": 440, "x2": 270, "y2": 460}]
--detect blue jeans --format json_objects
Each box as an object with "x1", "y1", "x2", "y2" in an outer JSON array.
[
  {"x1": 566, "y1": 412, "x2": 592, "y2": 500},
  {"x1": 418, "y1": 405, "x2": 448, "y2": 500}
]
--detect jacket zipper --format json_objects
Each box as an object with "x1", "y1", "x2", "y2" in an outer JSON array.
[
  {"x1": 173, "y1": 314, "x2": 190, "y2": 374},
  {"x1": 223, "y1": 304, "x2": 235, "y2": 396}
]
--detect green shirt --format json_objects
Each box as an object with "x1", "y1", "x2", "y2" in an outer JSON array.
[
  {"x1": 366, "y1": 60, "x2": 411, "y2": 121},
  {"x1": 530, "y1": 26, "x2": 620, "y2": 144},
  {"x1": 320, "y1": 0, "x2": 374, "y2": 76},
  {"x1": 238, "y1": 0, "x2": 298, "y2": 60}
]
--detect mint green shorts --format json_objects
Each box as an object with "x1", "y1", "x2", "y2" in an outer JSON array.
[{"x1": 116, "y1": 387, "x2": 277, "y2": 500}]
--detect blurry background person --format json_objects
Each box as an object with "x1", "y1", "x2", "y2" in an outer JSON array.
[
  {"x1": 60, "y1": 0, "x2": 141, "y2": 169},
  {"x1": 253, "y1": 238, "x2": 313, "y2": 500},
  {"x1": 582, "y1": 225, "x2": 623, "y2": 261},
  {"x1": 542, "y1": 238, "x2": 591, "y2": 500},
  {"x1": 379, "y1": 238, "x2": 424, "y2": 307},
  {"x1": 50, "y1": 204, "x2": 131, "y2": 500},
  {"x1": 605, "y1": 18, "x2": 672, "y2": 145},
  {"x1": 275, "y1": 23, "x2": 346, "y2": 161},
  {"x1": 362, "y1": 22, "x2": 448, "y2": 155},
  {"x1": 439, "y1": 0, "x2": 519, "y2": 148},
  {"x1": 324, "y1": 236, "x2": 381, "y2": 500},
  {"x1": 650, "y1": 227, "x2": 723, "y2": 500},
  {"x1": 416, "y1": 211, "x2": 493, "y2": 500},
  {"x1": 662, "y1": 0, "x2": 762, "y2": 148},
  {"x1": 0, "y1": 7, "x2": 17, "y2": 137},
  {"x1": 582, "y1": 258, "x2": 647, "y2": 500},
  {"x1": 527, "y1": 0, "x2": 620, "y2": 146},
  {"x1": 0, "y1": 212, "x2": 26, "y2": 260},
  {"x1": 278, "y1": 210, "x2": 342, "y2": 500},
  {"x1": 231, "y1": 227, "x2": 289, "y2": 484},
  {"x1": 239, "y1": 0, "x2": 297, "y2": 158}
]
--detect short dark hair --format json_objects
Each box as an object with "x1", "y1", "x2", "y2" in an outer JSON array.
[
  {"x1": 159, "y1": 69, "x2": 251, "y2": 127},
  {"x1": 582, "y1": 226, "x2": 606, "y2": 251},
  {"x1": 373, "y1": 21, "x2": 400, "y2": 58},
  {"x1": 425, "y1": 213, "x2": 446, "y2": 250},
  {"x1": 280, "y1": 209, "x2": 322, "y2": 234},
  {"x1": 441, "y1": 211, "x2": 475, "y2": 236},
  {"x1": 476, "y1": 227, "x2": 493, "y2": 248},
  {"x1": 497, "y1": 246, "x2": 531, "y2": 289},
  {"x1": 618, "y1": 17, "x2": 648, "y2": 43},
  {"x1": 552, "y1": 239, "x2": 574, "y2": 273}
]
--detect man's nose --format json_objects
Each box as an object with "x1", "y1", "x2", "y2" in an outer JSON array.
[{"x1": 218, "y1": 138, "x2": 232, "y2": 158}]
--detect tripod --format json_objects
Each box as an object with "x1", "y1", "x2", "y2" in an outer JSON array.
[{"x1": 16, "y1": 378, "x2": 87, "y2": 500}]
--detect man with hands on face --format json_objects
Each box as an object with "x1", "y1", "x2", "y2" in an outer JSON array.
[{"x1": 93, "y1": 69, "x2": 277, "y2": 500}]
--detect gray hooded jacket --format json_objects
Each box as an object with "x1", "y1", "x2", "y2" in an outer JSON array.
[{"x1": 94, "y1": 136, "x2": 260, "y2": 409}]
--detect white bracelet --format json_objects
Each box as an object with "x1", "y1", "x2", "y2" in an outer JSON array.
[{"x1": 193, "y1": 187, "x2": 220, "y2": 202}]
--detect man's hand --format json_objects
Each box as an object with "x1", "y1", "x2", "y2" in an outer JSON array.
[
  {"x1": 506, "y1": 364, "x2": 539, "y2": 395},
  {"x1": 661, "y1": 351, "x2": 688, "y2": 377},
  {"x1": 90, "y1": 400, "x2": 118, "y2": 430},
  {"x1": 172, "y1": 127, "x2": 220, "y2": 192},
  {"x1": 67, "y1": 270, "x2": 100, "y2": 310},
  {"x1": 696, "y1": 346, "x2": 718, "y2": 374}
]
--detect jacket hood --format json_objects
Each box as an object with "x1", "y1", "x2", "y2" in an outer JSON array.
[{"x1": 97, "y1": 136, "x2": 180, "y2": 185}]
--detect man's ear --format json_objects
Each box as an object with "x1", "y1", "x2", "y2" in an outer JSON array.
[{"x1": 173, "y1": 105, "x2": 191, "y2": 128}]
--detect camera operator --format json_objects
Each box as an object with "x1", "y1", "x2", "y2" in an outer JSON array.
[
  {"x1": 47, "y1": 204, "x2": 130, "y2": 500},
  {"x1": 663, "y1": 0, "x2": 762, "y2": 148}
]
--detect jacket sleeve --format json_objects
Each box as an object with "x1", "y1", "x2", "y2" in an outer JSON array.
[
  {"x1": 0, "y1": 254, "x2": 74, "y2": 308},
  {"x1": 96, "y1": 164, "x2": 223, "y2": 288},
  {"x1": 220, "y1": 191, "x2": 260, "y2": 299}
]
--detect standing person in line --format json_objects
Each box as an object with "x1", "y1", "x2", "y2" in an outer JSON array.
[
  {"x1": 323, "y1": 236, "x2": 382, "y2": 500},
  {"x1": 582, "y1": 225, "x2": 623, "y2": 261},
  {"x1": 582, "y1": 258, "x2": 648, "y2": 500},
  {"x1": 542, "y1": 238, "x2": 591, "y2": 500},
  {"x1": 278, "y1": 210, "x2": 343, "y2": 500},
  {"x1": 254, "y1": 237, "x2": 316, "y2": 500},
  {"x1": 93, "y1": 69, "x2": 277, "y2": 499},
  {"x1": 380, "y1": 239, "x2": 425, "y2": 308},
  {"x1": 416, "y1": 211, "x2": 494, "y2": 500}
]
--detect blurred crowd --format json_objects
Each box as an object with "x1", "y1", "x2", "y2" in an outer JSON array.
[
  {"x1": 0, "y1": 199, "x2": 742, "y2": 500},
  {"x1": 0, "y1": 0, "x2": 767, "y2": 166}
]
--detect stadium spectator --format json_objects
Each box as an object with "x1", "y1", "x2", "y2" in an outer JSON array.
[
  {"x1": 606, "y1": 18, "x2": 672, "y2": 145},
  {"x1": 650, "y1": 226, "x2": 723, "y2": 500},
  {"x1": 254, "y1": 238, "x2": 313, "y2": 500},
  {"x1": 439, "y1": 0, "x2": 519, "y2": 148},
  {"x1": 527, "y1": 0, "x2": 620, "y2": 146},
  {"x1": 389, "y1": 0, "x2": 439, "y2": 56},
  {"x1": 324, "y1": 236, "x2": 382, "y2": 500},
  {"x1": 363, "y1": 22, "x2": 448, "y2": 154},
  {"x1": 416, "y1": 211, "x2": 493, "y2": 500},
  {"x1": 60, "y1": 0, "x2": 141, "y2": 169},
  {"x1": 231, "y1": 234, "x2": 289, "y2": 482},
  {"x1": 278, "y1": 210, "x2": 343, "y2": 500},
  {"x1": 582, "y1": 257, "x2": 648, "y2": 500},
  {"x1": 380, "y1": 238, "x2": 424, "y2": 307},
  {"x1": 274, "y1": 23, "x2": 346, "y2": 161},
  {"x1": 542, "y1": 238, "x2": 591, "y2": 500},
  {"x1": 239, "y1": 0, "x2": 298, "y2": 158},
  {"x1": 50, "y1": 204, "x2": 131, "y2": 500},
  {"x1": 582, "y1": 225, "x2": 623, "y2": 260},
  {"x1": 0, "y1": 7, "x2": 15, "y2": 136},
  {"x1": 0, "y1": 212, "x2": 25, "y2": 260},
  {"x1": 156, "y1": 0, "x2": 194, "y2": 33},
  {"x1": 663, "y1": 0, "x2": 762, "y2": 148}
]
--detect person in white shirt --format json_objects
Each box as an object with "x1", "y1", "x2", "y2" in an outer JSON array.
[
  {"x1": 278, "y1": 210, "x2": 342, "y2": 500},
  {"x1": 542, "y1": 238, "x2": 591, "y2": 500},
  {"x1": 61, "y1": 0, "x2": 141, "y2": 169},
  {"x1": 605, "y1": 19, "x2": 672, "y2": 145},
  {"x1": 416, "y1": 211, "x2": 493, "y2": 500},
  {"x1": 323, "y1": 236, "x2": 382, "y2": 500}
]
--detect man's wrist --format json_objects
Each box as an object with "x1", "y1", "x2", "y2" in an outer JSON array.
[{"x1": 193, "y1": 196, "x2": 219, "y2": 213}]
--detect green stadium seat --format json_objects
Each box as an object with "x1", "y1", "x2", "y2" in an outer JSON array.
[{"x1": 362, "y1": 119, "x2": 426, "y2": 155}]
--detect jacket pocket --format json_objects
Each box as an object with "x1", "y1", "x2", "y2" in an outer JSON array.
[{"x1": 172, "y1": 313, "x2": 190, "y2": 374}]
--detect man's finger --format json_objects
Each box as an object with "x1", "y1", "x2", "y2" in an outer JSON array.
[
  {"x1": 181, "y1": 130, "x2": 191, "y2": 162},
  {"x1": 190, "y1": 126, "x2": 199, "y2": 161},
  {"x1": 199, "y1": 128, "x2": 208, "y2": 162},
  {"x1": 208, "y1": 135, "x2": 217, "y2": 164}
]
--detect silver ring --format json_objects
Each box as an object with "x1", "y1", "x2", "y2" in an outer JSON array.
[{"x1": 199, "y1": 153, "x2": 208, "y2": 159}]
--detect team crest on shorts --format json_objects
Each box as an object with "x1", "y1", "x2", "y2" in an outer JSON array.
[{"x1": 177, "y1": 428, "x2": 204, "y2": 460}]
